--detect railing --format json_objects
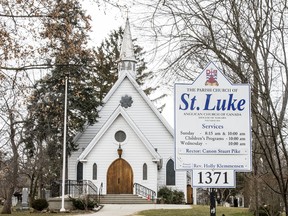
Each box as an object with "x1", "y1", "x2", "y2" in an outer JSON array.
[
  {"x1": 98, "y1": 182, "x2": 103, "y2": 203},
  {"x1": 133, "y1": 183, "x2": 156, "y2": 201},
  {"x1": 50, "y1": 180, "x2": 98, "y2": 198}
]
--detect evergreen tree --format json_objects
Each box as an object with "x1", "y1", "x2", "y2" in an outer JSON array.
[
  {"x1": 22, "y1": 0, "x2": 101, "y2": 195},
  {"x1": 92, "y1": 27, "x2": 165, "y2": 107},
  {"x1": 23, "y1": 15, "x2": 164, "y2": 199}
]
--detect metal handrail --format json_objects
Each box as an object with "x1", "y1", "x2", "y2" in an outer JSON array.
[
  {"x1": 133, "y1": 183, "x2": 156, "y2": 201},
  {"x1": 50, "y1": 179, "x2": 98, "y2": 198},
  {"x1": 98, "y1": 182, "x2": 103, "y2": 203}
]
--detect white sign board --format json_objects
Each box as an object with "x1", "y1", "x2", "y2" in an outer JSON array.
[
  {"x1": 175, "y1": 62, "x2": 251, "y2": 171},
  {"x1": 192, "y1": 170, "x2": 235, "y2": 188}
]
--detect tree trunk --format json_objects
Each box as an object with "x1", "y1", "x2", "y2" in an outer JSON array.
[
  {"x1": 253, "y1": 175, "x2": 259, "y2": 216},
  {"x1": 282, "y1": 193, "x2": 288, "y2": 216},
  {"x1": 28, "y1": 174, "x2": 36, "y2": 207},
  {"x1": 1, "y1": 110, "x2": 19, "y2": 214},
  {"x1": 1, "y1": 187, "x2": 14, "y2": 214}
]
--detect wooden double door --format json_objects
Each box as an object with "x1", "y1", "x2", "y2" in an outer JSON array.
[{"x1": 107, "y1": 158, "x2": 133, "y2": 194}]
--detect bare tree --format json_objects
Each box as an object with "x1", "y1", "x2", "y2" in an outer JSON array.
[
  {"x1": 0, "y1": 1, "x2": 124, "y2": 212},
  {"x1": 136, "y1": 0, "x2": 288, "y2": 215},
  {"x1": 0, "y1": 71, "x2": 28, "y2": 214},
  {"x1": 0, "y1": 0, "x2": 55, "y2": 74},
  {"x1": 0, "y1": 0, "x2": 92, "y2": 74}
]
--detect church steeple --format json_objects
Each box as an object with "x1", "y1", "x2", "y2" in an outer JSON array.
[{"x1": 118, "y1": 18, "x2": 137, "y2": 78}]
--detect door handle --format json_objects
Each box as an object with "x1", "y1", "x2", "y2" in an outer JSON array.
[{"x1": 118, "y1": 178, "x2": 120, "y2": 184}]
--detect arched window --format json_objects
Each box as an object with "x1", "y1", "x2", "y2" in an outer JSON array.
[
  {"x1": 127, "y1": 62, "x2": 132, "y2": 70},
  {"x1": 92, "y1": 163, "x2": 97, "y2": 180},
  {"x1": 143, "y1": 163, "x2": 147, "y2": 180},
  {"x1": 166, "y1": 159, "x2": 175, "y2": 185},
  {"x1": 121, "y1": 62, "x2": 126, "y2": 70}
]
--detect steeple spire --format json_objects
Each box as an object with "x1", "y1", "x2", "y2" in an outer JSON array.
[{"x1": 118, "y1": 18, "x2": 137, "y2": 78}]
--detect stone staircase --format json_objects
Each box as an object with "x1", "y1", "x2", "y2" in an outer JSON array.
[{"x1": 99, "y1": 194, "x2": 154, "y2": 204}]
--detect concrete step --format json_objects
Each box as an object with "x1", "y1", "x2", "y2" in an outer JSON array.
[{"x1": 99, "y1": 194, "x2": 154, "y2": 204}]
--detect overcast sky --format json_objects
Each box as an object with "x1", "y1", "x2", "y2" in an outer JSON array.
[
  {"x1": 83, "y1": 2, "x2": 125, "y2": 45},
  {"x1": 82, "y1": 1, "x2": 175, "y2": 127}
]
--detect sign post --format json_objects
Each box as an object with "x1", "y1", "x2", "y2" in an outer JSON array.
[
  {"x1": 174, "y1": 62, "x2": 251, "y2": 215},
  {"x1": 210, "y1": 188, "x2": 216, "y2": 216}
]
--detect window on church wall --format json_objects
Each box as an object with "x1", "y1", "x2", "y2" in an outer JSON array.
[
  {"x1": 127, "y1": 62, "x2": 132, "y2": 70},
  {"x1": 121, "y1": 62, "x2": 125, "y2": 70},
  {"x1": 143, "y1": 163, "x2": 148, "y2": 180},
  {"x1": 92, "y1": 163, "x2": 97, "y2": 180},
  {"x1": 115, "y1": 130, "x2": 126, "y2": 142},
  {"x1": 166, "y1": 159, "x2": 175, "y2": 185},
  {"x1": 77, "y1": 162, "x2": 83, "y2": 182}
]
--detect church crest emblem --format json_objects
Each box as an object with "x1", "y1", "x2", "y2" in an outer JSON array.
[{"x1": 205, "y1": 68, "x2": 219, "y2": 86}]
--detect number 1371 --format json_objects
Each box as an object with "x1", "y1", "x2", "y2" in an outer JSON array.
[
  {"x1": 198, "y1": 171, "x2": 228, "y2": 184},
  {"x1": 192, "y1": 169, "x2": 235, "y2": 187}
]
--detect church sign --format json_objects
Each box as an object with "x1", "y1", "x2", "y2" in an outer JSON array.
[{"x1": 174, "y1": 62, "x2": 252, "y2": 177}]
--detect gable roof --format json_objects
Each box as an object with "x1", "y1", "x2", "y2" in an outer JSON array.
[
  {"x1": 72, "y1": 71, "x2": 173, "y2": 146},
  {"x1": 103, "y1": 71, "x2": 173, "y2": 135},
  {"x1": 78, "y1": 105, "x2": 162, "y2": 162}
]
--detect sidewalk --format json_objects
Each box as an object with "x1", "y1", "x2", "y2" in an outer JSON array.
[{"x1": 89, "y1": 204, "x2": 192, "y2": 216}]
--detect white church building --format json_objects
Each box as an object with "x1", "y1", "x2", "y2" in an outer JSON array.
[{"x1": 67, "y1": 19, "x2": 189, "y2": 203}]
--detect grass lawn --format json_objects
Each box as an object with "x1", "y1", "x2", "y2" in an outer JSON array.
[
  {"x1": 136, "y1": 205, "x2": 254, "y2": 216},
  {"x1": 1, "y1": 205, "x2": 254, "y2": 216},
  {"x1": 0, "y1": 211, "x2": 72, "y2": 216},
  {"x1": 0, "y1": 207, "x2": 89, "y2": 216}
]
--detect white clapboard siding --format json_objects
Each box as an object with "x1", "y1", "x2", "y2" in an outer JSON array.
[
  {"x1": 68, "y1": 74, "x2": 187, "y2": 200},
  {"x1": 82, "y1": 115, "x2": 158, "y2": 194}
]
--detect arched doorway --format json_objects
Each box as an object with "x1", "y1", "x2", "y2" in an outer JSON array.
[{"x1": 107, "y1": 158, "x2": 133, "y2": 194}]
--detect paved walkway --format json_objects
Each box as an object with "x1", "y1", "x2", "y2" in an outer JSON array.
[{"x1": 89, "y1": 204, "x2": 192, "y2": 216}]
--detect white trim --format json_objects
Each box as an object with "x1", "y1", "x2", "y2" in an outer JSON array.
[
  {"x1": 78, "y1": 105, "x2": 162, "y2": 161},
  {"x1": 72, "y1": 71, "x2": 173, "y2": 144},
  {"x1": 103, "y1": 71, "x2": 173, "y2": 134}
]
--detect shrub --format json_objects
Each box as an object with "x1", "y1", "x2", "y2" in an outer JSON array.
[
  {"x1": 255, "y1": 205, "x2": 281, "y2": 216},
  {"x1": 172, "y1": 189, "x2": 185, "y2": 204},
  {"x1": 70, "y1": 197, "x2": 97, "y2": 210},
  {"x1": 158, "y1": 186, "x2": 184, "y2": 204},
  {"x1": 31, "y1": 198, "x2": 49, "y2": 211},
  {"x1": 158, "y1": 186, "x2": 173, "y2": 204}
]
